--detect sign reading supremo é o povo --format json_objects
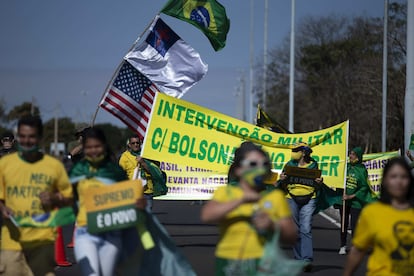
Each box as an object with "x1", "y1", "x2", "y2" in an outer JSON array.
[{"x1": 84, "y1": 180, "x2": 143, "y2": 234}]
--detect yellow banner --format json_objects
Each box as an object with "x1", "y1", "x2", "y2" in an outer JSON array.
[
  {"x1": 363, "y1": 150, "x2": 400, "y2": 194},
  {"x1": 84, "y1": 180, "x2": 142, "y2": 212},
  {"x1": 143, "y1": 93, "x2": 349, "y2": 193}
]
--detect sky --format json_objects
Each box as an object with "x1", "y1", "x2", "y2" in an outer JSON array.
[{"x1": 0, "y1": 0, "x2": 399, "y2": 127}]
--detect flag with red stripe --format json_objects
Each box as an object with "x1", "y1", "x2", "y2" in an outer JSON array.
[{"x1": 100, "y1": 61, "x2": 158, "y2": 138}]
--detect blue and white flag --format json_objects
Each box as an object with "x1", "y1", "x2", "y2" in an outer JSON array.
[{"x1": 125, "y1": 18, "x2": 208, "y2": 98}]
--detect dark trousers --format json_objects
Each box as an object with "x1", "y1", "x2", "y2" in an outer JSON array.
[{"x1": 339, "y1": 204, "x2": 361, "y2": 247}]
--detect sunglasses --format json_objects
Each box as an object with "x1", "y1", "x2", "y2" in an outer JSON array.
[
  {"x1": 1, "y1": 138, "x2": 13, "y2": 143},
  {"x1": 241, "y1": 159, "x2": 269, "y2": 168}
]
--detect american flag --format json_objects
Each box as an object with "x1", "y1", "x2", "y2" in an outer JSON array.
[{"x1": 100, "y1": 61, "x2": 158, "y2": 138}]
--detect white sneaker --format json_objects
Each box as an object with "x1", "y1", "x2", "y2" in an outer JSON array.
[{"x1": 338, "y1": 246, "x2": 347, "y2": 255}]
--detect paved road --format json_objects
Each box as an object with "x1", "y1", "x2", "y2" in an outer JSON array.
[{"x1": 56, "y1": 201, "x2": 367, "y2": 276}]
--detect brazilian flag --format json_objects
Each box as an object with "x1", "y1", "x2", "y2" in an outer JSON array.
[
  {"x1": 161, "y1": 0, "x2": 230, "y2": 51},
  {"x1": 13, "y1": 207, "x2": 76, "y2": 228}
]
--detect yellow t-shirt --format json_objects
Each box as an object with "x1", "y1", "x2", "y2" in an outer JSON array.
[
  {"x1": 119, "y1": 151, "x2": 153, "y2": 194},
  {"x1": 119, "y1": 151, "x2": 137, "y2": 180},
  {"x1": 213, "y1": 185, "x2": 291, "y2": 260},
  {"x1": 353, "y1": 202, "x2": 414, "y2": 276},
  {"x1": 286, "y1": 163, "x2": 316, "y2": 198},
  {"x1": 0, "y1": 153, "x2": 73, "y2": 250}
]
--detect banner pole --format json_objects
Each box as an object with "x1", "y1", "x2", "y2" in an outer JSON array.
[
  {"x1": 288, "y1": 0, "x2": 296, "y2": 132},
  {"x1": 91, "y1": 14, "x2": 160, "y2": 126},
  {"x1": 341, "y1": 120, "x2": 350, "y2": 233}
]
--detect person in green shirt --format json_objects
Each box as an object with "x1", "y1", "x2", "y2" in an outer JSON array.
[{"x1": 338, "y1": 147, "x2": 374, "y2": 255}]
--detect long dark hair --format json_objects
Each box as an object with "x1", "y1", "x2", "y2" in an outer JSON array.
[
  {"x1": 379, "y1": 157, "x2": 414, "y2": 207},
  {"x1": 82, "y1": 127, "x2": 114, "y2": 161},
  {"x1": 228, "y1": 142, "x2": 272, "y2": 183}
]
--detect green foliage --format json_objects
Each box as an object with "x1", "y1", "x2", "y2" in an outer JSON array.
[
  {"x1": 0, "y1": 98, "x2": 6, "y2": 125},
  {"x1": 7, "y1": 102, "x2": 40, "y2": 122},
  {"x1": 93, "y1": 123, "x2": 133, "y2": 156},
  {"x1": 40, "y1": 119, "x2": 131, "y2": 156},
  {"x1": 42, "y1": 117, "x2": 76, "y2": 152},
  {"x1": 258, "y1": 2, "x2": 406, "y2": 152}
]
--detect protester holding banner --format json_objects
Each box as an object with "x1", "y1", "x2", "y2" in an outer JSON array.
[
  {"x1": 0, "y1": 115, "x2": 73, "y2": 276},
  {"x1": 344, "y1": 157, "x2": 414, "y2": 276},
  {"x1": 201, "y1": 142, "x2": 297, "y2": 276},
  {"x1": 119, "y1": 134, "x2": 167, "y2": 211},
  {"x1": 278, "y1": 142, "x2": 322, "y2": 272},
  {"x1": 70, "y1": 128, "x2": 144, "y2": 276},
  {"x1": 338, "y1": 147, "x2": 375, "y2": 255}
]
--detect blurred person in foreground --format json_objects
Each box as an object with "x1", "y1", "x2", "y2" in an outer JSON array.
[
  {"x1": 344, "y1": 157, "x2": 414, "y2": 276},
  {"x1": 337, "y1": 147, "x2": 375, "y2": 255},
  {"x1": 119, "y1": 135, "x2": 166, "y2": 211},
  {"x1": 0, "y1": 131, "x2": 16, "y2": 158},
  {"x1": 278, "y1": 143, "x2": 323, "y2": 272},
  {"x1": 0, "y1": 115, "x2": 73, "y2": 275},
  {"x1": 201, "y1": 142, "x2": 297, "y2": 276},
  {"x1": 70, "y1": 128, "x2": 145, "y2": 276}
]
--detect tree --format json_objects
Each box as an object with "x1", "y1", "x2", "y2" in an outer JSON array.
[
  {"x1": 257, "y1": 2, "x2": 406, "y2": 152},
  {"x1": 42, "y1": 117, "x2": 76, "y2": 152},
  {"x1": 94, "y1": 123, "x2": 132, "y2": 156},
  {"x1": 7, "y1": 102, "x2": 40, "y2": 122},
  {"x1": 0, "y1": 97, "x2": 6, "y2": 126}
]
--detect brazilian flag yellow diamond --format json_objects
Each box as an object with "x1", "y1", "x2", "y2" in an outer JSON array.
[{"x1": 161, "y1": 0, "x2": 230, "y2": 51}]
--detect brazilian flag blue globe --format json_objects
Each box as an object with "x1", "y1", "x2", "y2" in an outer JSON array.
[{"x1": 161, "y1": 0, "x2": 230, "y2": 51}]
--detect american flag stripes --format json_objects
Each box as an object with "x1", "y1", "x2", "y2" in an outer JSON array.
[{"x1": 100, "y1": 61, "x2": 158, "y2": 138}]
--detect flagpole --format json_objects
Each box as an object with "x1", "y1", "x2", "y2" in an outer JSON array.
[
  {"x1": 405, "y1": 0, "x2": 414, "y2": 153},
  {"x1": 249, "y1": 0, "x2": 254, "y2": 123},
  {"x1": 341, "y1": 121, "x2": 350, "y2": 234},
  {"x1": 91, "y1": 14, "x2": 160, "y2": 126},
  {"x1": 288, "y1": 0, "x2": 296, "y2": 132},
  {"x1": 263, "y1": 0, "x2": 268, "y2": 109},
  {"x1": 381, "y1": 0, "x2": 388, "y2": 152}
]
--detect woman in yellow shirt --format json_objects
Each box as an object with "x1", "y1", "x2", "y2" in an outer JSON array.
[
  {"x1": 70, "y1": 128, "x2": 144, "y2": 276},
  {"x1": 344, "y1": 157, "x2": 414, "y2": 276},
  {"x1": 201, "y1": 142, "x2": 297, "y2": 276}
]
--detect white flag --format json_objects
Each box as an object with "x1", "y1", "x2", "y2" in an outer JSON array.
[{"x1": 125, "y1": 18, "x2": 208, "y2": 98}]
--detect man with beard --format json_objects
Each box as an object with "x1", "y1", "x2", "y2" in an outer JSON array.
[{"x1": 391, "y1": 221, "x2": 414, "y2": 260}]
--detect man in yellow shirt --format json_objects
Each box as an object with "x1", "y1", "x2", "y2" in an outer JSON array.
[
  {"x1": 119, "y1": 135, "x2": 164, "y2": 211},
  {"x1": 0, "y1": 115, "x2": 73, "y2": 276}
]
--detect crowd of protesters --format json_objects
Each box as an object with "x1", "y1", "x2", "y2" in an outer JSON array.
[{"x1": 0, "y1": 115, "x2": 413, "y2": 275}]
